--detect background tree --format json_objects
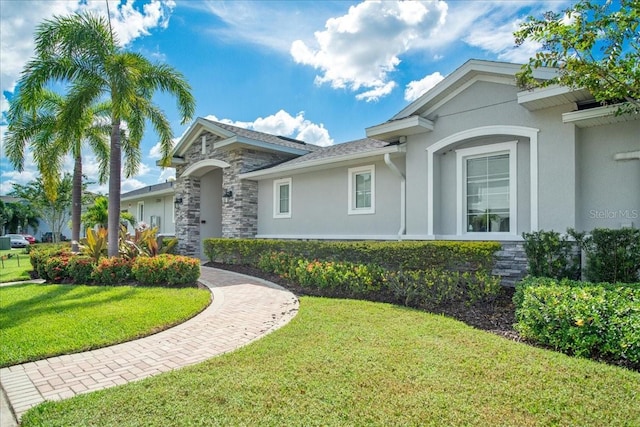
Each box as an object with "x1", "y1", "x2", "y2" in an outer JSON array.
[
  {"x1": 2, "y1": 202, "x2": 40, "y2": 235},
  {"x1": 515, "y1": 0, "x2": 639, "y2": 114},
  {"x1": 82, "y1": 196, "x2": 135, "y2": 230},
  {"x1": 9, "y1": 174, "x2": 74, "y2": 243},
  {"x1": 15, "y1": 12, "x2": 195, "y2": 256},
  {"x1": 5, "y1": 89, "x2": 111, "y2": 252}
]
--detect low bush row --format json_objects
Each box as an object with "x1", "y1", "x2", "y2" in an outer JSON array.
[
  {"x1": 257, "y1": 251, "x2": 503, "y2": 308},
  {"x1": 522, "y1": 228, "x2": 640, "y2": 283},
  {"x1": 514, "y1": 277, "x2": 640, "y2": 367},
  {"x1": 30, "y1": 246, "x2": 200, "y2": 287},
  {"x1": 204, "y1": 238, "x2": 501, "y2": 272}
]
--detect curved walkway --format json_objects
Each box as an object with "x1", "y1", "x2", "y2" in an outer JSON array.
[{"x1": 0, "y1": 267, "x2": 299, "y2": 425}]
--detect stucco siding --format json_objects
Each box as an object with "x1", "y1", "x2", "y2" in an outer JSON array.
[
  {"x1": 123, "y1": 195, "x2": 175, "y2": 235},
  {"x1": 405, "y1": 135, "x2": 429, "y2": 235},
  {"x1": 576, "y1": 120, "x2": 640, "y2": 230},
  {"x1": 256, "y1": 159, "x2": 404, "y2": 237},
  {"x1": 403, "y1": 80, "x2": 547, "y2": 237}
]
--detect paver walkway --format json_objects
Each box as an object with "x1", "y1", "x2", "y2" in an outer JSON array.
[{"x1": 0, "y1": 267, "x2": 299, "y2": 424}]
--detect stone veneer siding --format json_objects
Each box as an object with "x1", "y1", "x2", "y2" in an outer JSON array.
[
  {"x1": 174, "y1": 131, "x2": 298, "y2": 257},
  {"x1": 492, "y1": 241, "x2": 528, "y2": 287}
]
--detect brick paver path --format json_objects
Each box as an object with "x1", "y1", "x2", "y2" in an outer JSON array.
[{"x1": 0, "y1": 267, "x2": 299, "y2": 422}]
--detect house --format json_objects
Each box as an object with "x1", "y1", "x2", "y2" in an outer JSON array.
[
  {"x1": 120, "y1": 180, "x2": 177, "y2": 236},
  {"x1": 122, "y1": 59, "x2": 639, "y2": 280}
]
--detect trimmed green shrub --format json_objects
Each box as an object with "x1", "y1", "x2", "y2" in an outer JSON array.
[
  {"x1": 29, "y1": 245, "x2": 71, "y2": 279},
  {"x1": 132, "y1": 255, "x2": 200, "y2": 287},
  {"x1": 258, "y1": 251, "x2": 502, "y2": 306},
  {"x1": 132, "y1": 256, "x2": 167, "y2": 286},
  {"x1": 43, "y1": 255, "x2": 72, "y2": 283},
  {"x1": 258, "y1": 252, "x2": 384, "y2": 296},
  {"x1": 67, "y1": 256, "x2": 96, "y2": 284},
  {"x1": 570, "y1": 228, "x2": 640, "y2": 283},
  {"x1": 164, "y1": 255, "x2": 200, "y2": 286},
  {"x1": 383, "y1": 269, "x2": 502, "y2": 307},
  {"x1": 522, "y1": 230, "x2": 580, "y2": 279},
  {"x1": 514, "y1": 277, "x2": 640, "y2": 366},
  {"x1": 92, "y1": 257, "x2": 132, "y2": 285},
  {"x1": 205, "y1": 238, "x2": 500, "y2": 272}
]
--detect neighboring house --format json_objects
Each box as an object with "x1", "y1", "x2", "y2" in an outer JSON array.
[
  {"x1": 120, "y1": 181, "x2": 177, "y2": 235},
  {"x1": 124, "y1": 59, "x2": 640, "y2": 272}
]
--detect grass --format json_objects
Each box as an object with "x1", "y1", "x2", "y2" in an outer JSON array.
[
  {"x1": 0, "y1": 248, "x2": 32, "y2": 283},
  {"x1": 0, "y1": 283, "x2": 211, "y2": 367},
  {"x1": 21, "y1": 297, "x2": 640, "y2": 427}
]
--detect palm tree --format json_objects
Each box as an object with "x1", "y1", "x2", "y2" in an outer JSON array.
[
  {"x1": 6, "y1": 89, "x2": 111, "y2": 252},
  {"x1": 15, "y1": 12, "x2": 195, "y2": 256},
  {"x1": 82, "y1": 196, "x2": 135, "y2": 229}
]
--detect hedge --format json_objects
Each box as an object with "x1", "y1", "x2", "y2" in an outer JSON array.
[
  {"x1": 132, "y1": 255, "x2": 200, "y2": 287},
  {"x1": 514, "y1": 276, "x2": 640, "y2": 367},
  {"x1": 28, "y1": 246, "x2": 200, "y2": 287},
  {"x1": 257, "y1": 251, "x2": 503, "y2": 308},
  {"x1": 203, "y1": 238, "x2": 501, "y2": 272}
]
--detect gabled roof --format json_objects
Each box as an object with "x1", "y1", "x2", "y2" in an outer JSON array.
[
  {"x1": 240, "y1": 138, "x2": 402, "y2": 180},
  {"x1": 168, "y1": 117, "x2": 321, "y2": 166},
  {"x1": 366, "y1": 59, "x2": 596, "y2": 140}
]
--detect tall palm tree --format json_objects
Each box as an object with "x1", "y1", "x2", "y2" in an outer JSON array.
[
  {"x1": 6, "y1": 89, "x2": 111, "y2": 252},
  {"x1": 15, "y1": 12, "x2": 195, "y2": 256}
]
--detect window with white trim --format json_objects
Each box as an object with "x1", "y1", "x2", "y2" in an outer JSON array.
[
  {"x1": 273, "y1": 178, "x2": 292, "y2": 218},
  {"x1": 456, "y1": 142, "x2": 517, "y2": 234},
  {"x1": 348, "y1": 165, "x2": 375, "y2": 215},
  {"x1": 137, "y1": 201, "x2": 145, "y2": 224}
]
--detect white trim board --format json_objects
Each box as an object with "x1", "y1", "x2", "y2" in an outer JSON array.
[{"x1": 426, "y1": 125, "x2": 539, "y2": 235}]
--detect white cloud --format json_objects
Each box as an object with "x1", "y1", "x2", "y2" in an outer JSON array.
[
  {"x1": 206, "y1": 110, "x2": 334, "y2": 147},
  {"x1": 355, "y1": 81, "x2": 397, "y2": 103},
  {"x1": 0, "y1": 0, "x2": 175, "y2": 195},
  {"x1": 463, "y1": 18, "x2": 542, "y2": 64},
  {"x1": 158, "y1": 168, "x2": 175, "y2": 183},
  {"x1": 290, "y1": 1, "x2": 448, "y2": 102},
  {"x1": 187, "y1": 0, "x2": 340, "y2": 53},
  {"x1": 120, "y1": 178, "x2": 147, "y2": 193},
  {"x1": 404, "y1": 72, "x2": 445, "y2": 102},
  {"x1": 0, "y1": 0, "x2": 175, "y2": 114}
]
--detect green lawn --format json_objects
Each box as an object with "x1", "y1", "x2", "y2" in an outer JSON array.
[
  {"x1": 0, "y1": 283, "x2": 211, "y2": 367},
  {"x1": 22, "y1": 297, "x2": 639, "y2": 427},
  {"x1": 0, "y1": 249, "x2": 32, "y2": 283}
]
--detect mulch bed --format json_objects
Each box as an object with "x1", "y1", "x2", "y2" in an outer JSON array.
[{"x1": 206, "y1": 262, "x2": 520, "y2": 342}]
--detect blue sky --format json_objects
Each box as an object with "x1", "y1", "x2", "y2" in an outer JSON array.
[{"x1": 0, "y1": 0, "x2": 572, "y2": 195}]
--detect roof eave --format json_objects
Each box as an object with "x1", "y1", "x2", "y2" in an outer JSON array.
[
  {"x1": 215, "y1": 136, "x2": 312, "y2": 156},
  {"x1": 518, "y1": 86, "x2": 593, "y2": 111},
  {"x1": 562, "y1": 103, "x2": 640, "y2": 128},
  {"x1": 365, "y1": 116, "x2": 434, "y2": 141},
  {"x1": 172, "y1": 118, "x2": 235, "y2": 157},
  {"x1": 239, "y1": 144, "x2": 405, "y2": 181}
]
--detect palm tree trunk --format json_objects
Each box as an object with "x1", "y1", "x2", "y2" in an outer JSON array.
[
  {"x1": 107, "y1": 118, "x2": 122, "y2": 257},
  {"x1": 71, "y1": 154, "x2": 82, "y2": 252}
]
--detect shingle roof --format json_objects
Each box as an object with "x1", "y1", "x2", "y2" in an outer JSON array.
[
  {"x1": 202, "y1": 118, "x2": 322, "y2": 152},
  {"x1": 121, "y1": 181, "x2": 175, "y2": 199},
  {"x1": 268, "y1": 138, "x2": 393, "y2": 168}
]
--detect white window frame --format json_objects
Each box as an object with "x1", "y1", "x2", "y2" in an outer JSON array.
[
  {"x1": 456, "y1": 142, "x2": 517, "y2": 236},
  {"x1": 273, "y1": 178, "x2": 292, "y2": 219},
  {"x1": 348, "y1": 165, "x2": 375, "y2": 215},
  {"x1": 137, "y1": 201, "x2": 145, "y2": 224}
]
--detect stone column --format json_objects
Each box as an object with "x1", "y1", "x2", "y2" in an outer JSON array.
[
  {"x1": 175, "y1": 176, "x2": 201, "y2": 257},
  {"x1": 221, "y1": 149, "x2": 259, "y2": 238}
]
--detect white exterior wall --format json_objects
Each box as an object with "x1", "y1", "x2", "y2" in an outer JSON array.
[
  {"x1": 122, "y1": 194, "x2": 175, "y2": 235},
  {"x1": 403, "y1": 80, "x2": 587, "y2": 238},
  {"x1": 256, "y1": 158, "x2": 405, "y2": 238},
  {"x1": 576, "y1": 120, "x2": 640, "y2": 230}
]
